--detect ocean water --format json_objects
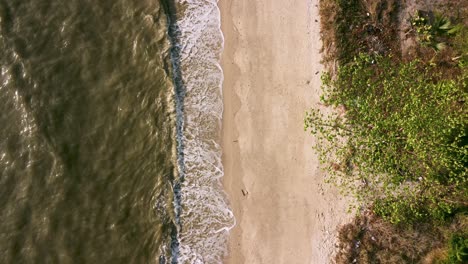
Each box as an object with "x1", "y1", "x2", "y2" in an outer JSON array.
[{"x1": 0, "y1": 0, "x2": 233, "y2": 263}]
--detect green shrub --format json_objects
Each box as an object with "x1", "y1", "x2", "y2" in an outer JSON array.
[{"x1": 305, "y1": 54, "x2": 467, "y2": 223}]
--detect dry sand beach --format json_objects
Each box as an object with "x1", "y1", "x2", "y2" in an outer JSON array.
[
  {"x1": 219, "y1": 0, "x2": 347, "y2": 264},
  {"x1": 220, "y1": 0, "x2": 351, "y2": 263}
]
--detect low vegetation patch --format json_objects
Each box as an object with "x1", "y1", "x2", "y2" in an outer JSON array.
[
  {"x1": 306, "y1": 54, "x2": 467, "y2": 224},
  {"x1": 314, "y1": 0, "x2": 467, "y2": 263},
  {"x1": 334, "y1": 211, "x2": 467, "y2": 264}
]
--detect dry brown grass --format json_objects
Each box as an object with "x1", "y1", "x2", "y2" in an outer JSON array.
[
  {"x1": 319, "y1": 0, "x2": 401, "y2": 68},
  {"x1": 334, "y1": 210, "x2": 441, "y2": 263},
  {"x1": 361, "y1": 0, "x2": 397, "y2": 25},
  {"x1": 319, "y1": 0, "x2": 339, "y2": 65},
  {"x1": 334, "y1": 211, "x2": 468, "y2": 264},
  {"x1": 421, "y1": 248, "x2": 448, "y2": 264}
]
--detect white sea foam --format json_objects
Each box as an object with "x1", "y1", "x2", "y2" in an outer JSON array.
[{"x1": 175, "y1": 0, "x2": 235, "y2": 263}]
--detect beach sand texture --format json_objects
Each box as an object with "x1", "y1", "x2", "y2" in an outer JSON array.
[{"x1": 220, "y1": 0, "x2": 351, "y2": 263}]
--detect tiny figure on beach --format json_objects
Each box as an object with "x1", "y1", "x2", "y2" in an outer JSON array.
[{"x1": 241, "y1": 189, "x2": 249, "y2": 197}]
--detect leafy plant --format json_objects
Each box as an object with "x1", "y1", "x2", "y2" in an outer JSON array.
[{"x1": 411, "y1": 11, "x2": 463, "y2": 51}]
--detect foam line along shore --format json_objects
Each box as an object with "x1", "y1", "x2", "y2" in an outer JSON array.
[{"x1": 163, "y1": 0, "x2": 235, "y2": 262}]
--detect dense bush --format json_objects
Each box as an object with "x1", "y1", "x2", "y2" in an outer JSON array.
[{"x1": 305, "y1": 54, "x2": 467, "y2": 223}]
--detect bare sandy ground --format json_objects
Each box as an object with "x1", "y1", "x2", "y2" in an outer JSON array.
[{"x1": 220, "y1": 0, "x2": 351, "y2": 263}]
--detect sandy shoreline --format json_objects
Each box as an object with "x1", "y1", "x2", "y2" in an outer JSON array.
[{"x1": 219, "y1": 0, "x2": 351, "y2": 263}]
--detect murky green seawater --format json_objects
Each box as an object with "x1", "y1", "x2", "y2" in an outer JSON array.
[{"x1": 0, "y1": 1, "x2": 177, "y2": 262}]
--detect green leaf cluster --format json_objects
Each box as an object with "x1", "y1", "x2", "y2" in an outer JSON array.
[
  {"x1": 411, "y1": 11, "x2": 463, "y2": 51},
  {"x1": 305, "y1": 54, "x2": 467, "y2": 223},
  {"x1": 446, "y1": 234, "x2": 468, "y2": 263}
]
